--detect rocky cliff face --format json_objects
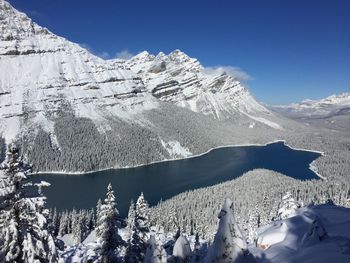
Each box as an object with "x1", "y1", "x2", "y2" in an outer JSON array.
[
  {"x1": 0, "y1": 0, "x2": 284, "y2": 172},
  {"x1": 119, "y1": 49, "x2": 275, "y2": 123}
]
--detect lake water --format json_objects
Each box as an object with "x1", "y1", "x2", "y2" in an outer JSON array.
[{"x1": 32, "y1": 141, "x2": 321, "y2": 217}]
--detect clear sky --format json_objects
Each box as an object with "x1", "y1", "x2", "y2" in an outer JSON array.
[{"x1": 8, "y1": 0, "x2": 350, "y2": 104}]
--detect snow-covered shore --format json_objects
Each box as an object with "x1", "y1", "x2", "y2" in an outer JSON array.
[{"x1": 32, "y1": 139, "x2": 324, "y2": 178}]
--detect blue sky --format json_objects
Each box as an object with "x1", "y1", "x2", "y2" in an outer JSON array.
[{"x1": 9, "y1": 0, "x2": 350, "y2": 104}]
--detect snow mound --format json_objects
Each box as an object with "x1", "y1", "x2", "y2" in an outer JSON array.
[{"x1": 252, "y1": 204, "x2": 350, "y2": 263}]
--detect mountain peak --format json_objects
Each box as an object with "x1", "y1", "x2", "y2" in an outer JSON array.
[
  {"x1": 168, "y1": 49, "x2": 190, "y2": 60},
  {"x1": 128, "y1": 51, "x2": 154, "y2": 62},
  {"x1": 169, "y1": 49, "x2": 183, "y2": 55},
  {"x1": 0, "y1": 0, "x2": 50, "y2": 43}
]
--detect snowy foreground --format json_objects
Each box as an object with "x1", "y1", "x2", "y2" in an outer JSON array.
[
  {"x1": 251, "y1": 204, "x2": 350, "y2": 263},
  {"x1": 60, "y1": 203, "x2": 350, "y2": 263}
]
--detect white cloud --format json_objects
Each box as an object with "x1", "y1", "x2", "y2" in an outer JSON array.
[
  {"x1": 79, "y1": 43, "x2": 111, "y2": 59},
  {"x1": 97, "y1": 51, "x2": 111, "y2": 60},
  {"x1": 26, "y1": 10, "x2": 43, "y2": 17},
  {"x1": 79, "y1": 43, "x2": 93, "y2": 52},
  {"x1": 115, "y1": 49, "x2": 135, "y2": 60},
  {"x1": 203, "y1": 66, "x2": 251, "y2": 81}
]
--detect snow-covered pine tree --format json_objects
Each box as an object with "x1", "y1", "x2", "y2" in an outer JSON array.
[
  {"x1": 125, "y1": 220, "x2": 144, "y2": 263},
  {"x1": 124, "y1": 193, "x2": 150, "y2": 262},
  {"x1": 95, "y1": 183, "x2": 123, "y2": 263},
  {"x1": 144, "y1": 235, "x2": 167, "y2": 263},
  {"x1": 58, "y1": 211, "x2": 68, "y2": 237},
  {"x1": 87, "y1": 208, "x2": 96, "y2": 231},
  {"x1": 136, "y1": 192, "x2": 150, "y2": 241},
  {"x1": 259, "y1": 193, "x2": 271, "y2": 226},
  {"x1": 205, "y1": 198, "x2": 256, "y2": 263},
  {"x1": 127, "y1": 200, "x2": 136, "y2": 234},
  {"x1": 72, "y1": 213, "x2": 83, "y2": 243},
  {"x1": 168, "y1": 205, "x2": 180, "y2": 232},
  {"x1": 0, "y1": 144, "x2": 57, "y2": 263},
  {"x1": 171, "y1": 234, "x2": 192, "y2": 262},
  {"x1": 96, "y1": 198, "x2": 102, "y2": 220},
  {"x1": 277, "y1": 192, "x2": 298, "y2": 220},
  {"x1": 50, "y1": 208, "x2": 60, "y2": 237},
  {"x1": 78, "y1": 210, "x2": 90, "y2": 242},
  {"x1": 69, "y1": 209, "x2": 77, "y2": 234}
]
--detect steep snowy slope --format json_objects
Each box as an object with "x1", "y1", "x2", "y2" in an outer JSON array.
[
  {"x1": 0, "y1": 0, "x2": 284, "y2": 172},
  {"x1": 0, "y1": 0, "x2": 156, "y2": 142}
]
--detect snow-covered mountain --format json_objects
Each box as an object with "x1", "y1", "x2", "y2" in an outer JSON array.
[
  {"x1": 115, "y1": 50, "x2": 275, "y2": 124},
  {"x1": 0, "y1": 0, "x2": 283, "y2": 172},
  {"x1": 0, "y1": 0, "x2": 151, "y2": 141},
  {"x1": 270, "y1": 93, "x2": 350, "y2": 119}
]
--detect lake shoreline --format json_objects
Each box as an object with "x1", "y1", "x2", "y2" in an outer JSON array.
[{"x1": 32, "y1": 139, "x2": 325, "y2": 179}]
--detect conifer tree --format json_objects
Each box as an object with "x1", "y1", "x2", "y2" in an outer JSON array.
[
  {"x1": 277, "y1": 192, "x2": 298, "y2": 220},
  {"x1": 51, "y1": 208, "x2": 59, "y2": 237},
  {"x1": 136, "y1": 192, "x2": 150, "y2": 240},
  {"x1": 127, "y1": 200, "x2": 136, "y2": 234},
  {"x1": 125, "y1": 193, "x2": 150, "y2": 263},
  {"x1": 58, "y1": 212, "x2": 68, "y2": 237},
  {"x1": 95, "y1": 183, "x2": 123, "y2": 263},
  {"x1": 144, "y1": 235, "x2": 167, "y2": 263},
  {"x1": 72, "y1": 214, "x2": 83, "y2": 243},
  {"x1": 205, "y1": 198, "x2": 255, "y2": 263},
  {"x1": 0, "y1": 144, "x2": 57, "y2": 263},
  {"x1": 96, "y1": 198, "x2": 102, "y2": 220}
]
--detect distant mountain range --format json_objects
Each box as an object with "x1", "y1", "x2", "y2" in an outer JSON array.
[
  {"x1": 0, "y1": 0, "x2": 287, "y2": 172},
  {"x1": 270, "y1": 93, "x2": 350, "y2": 119},
  {"x1": 269, "y1": 93, "x2": 350, "y2": 132}
]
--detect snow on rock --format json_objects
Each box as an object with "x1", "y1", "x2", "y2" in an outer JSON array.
[{"x1": 161, "y1": 139, "x2": 192, "y2": 158}]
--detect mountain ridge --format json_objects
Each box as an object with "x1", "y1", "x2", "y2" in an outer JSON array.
[{"x1": 270, "y1": 93, "x2": 350, "y2": 117}]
